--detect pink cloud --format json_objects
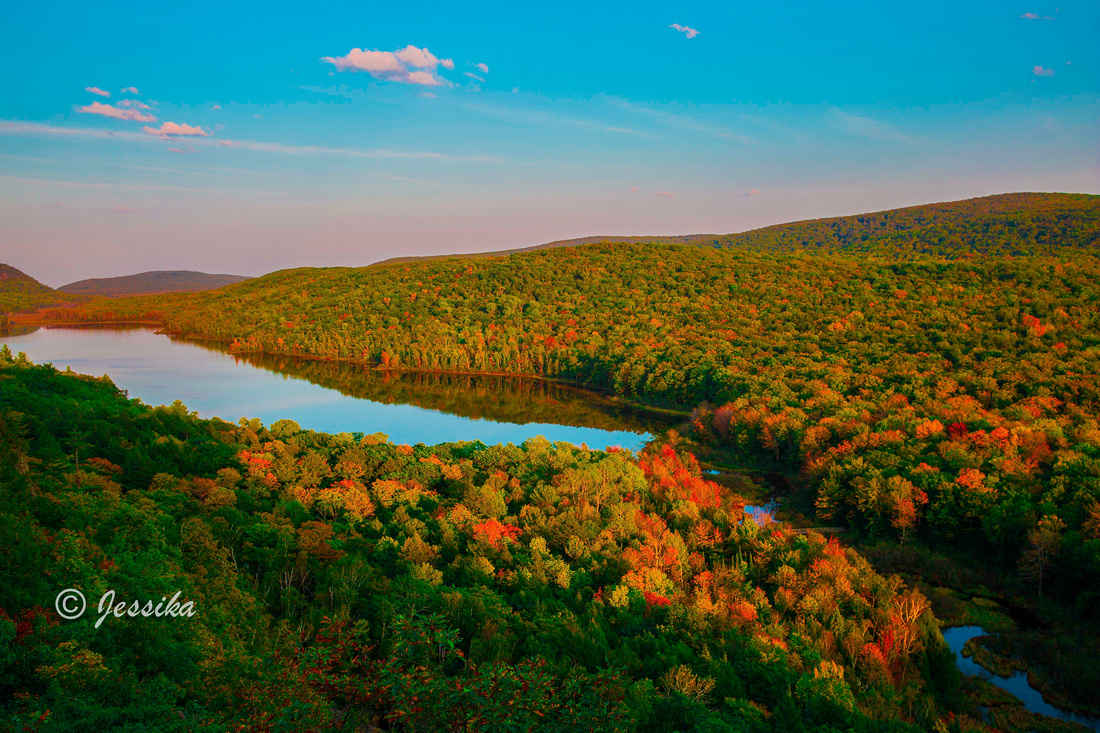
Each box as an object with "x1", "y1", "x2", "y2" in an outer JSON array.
[
  {"x1": 1020, "y1": 12, "x2": 1053, "y2": 19},
  {"x1": 121, "y1": 86, "x2": 140, "y2": 94},
  {"x1": 118, "y1": 99, "x2": 151, "y2": 110},
  {"x1": 85, "y1": 86, "x2": 110, "y2": 97},
  {"x1": 321, "y1": 45, "x2": 454, "y2": 86},
  {"x1": 218, "y1": 139, "x2": 239, "y2": 146},
  {"x1": 212, "y1": 103, "x2": 222, "y2": 109},
  {"x1": 742, "y1": 188, "x2": 760, "y2": 197},
  {"x1": 629, "y1": 186, "x2": 639, "y2": 193},
  {"x1": 475, "y1": 62, "x2": 489, "y2": 73},
  {"x1": 166, "y1": 147, "x2": 196, "y2": 154},
  {"x1": 1033, "y1": 65, "x2": 1055, "y2": 76},
  {"x1": 654, "y1": 190, "x2": 675, "y2": 198},
  {"x1": 142, "y1": 121, "x2": 210, "y2": 138},
  {"x1": 76, "y1": 101, "x2": 156, "y2": 122},
  {"x1": 464, "y1": 71, "x2": 485, "y2": 82},
  {"x1": 670, "y1": 24, "x2": 700, "y2": 38},
  {"x1": 111, "y1": 205, "x2": 141, "y2": 214}
]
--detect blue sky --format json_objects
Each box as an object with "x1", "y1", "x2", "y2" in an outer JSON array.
[{"x1": 1, "y1": 0, "x2": 1097, "y2": 285}]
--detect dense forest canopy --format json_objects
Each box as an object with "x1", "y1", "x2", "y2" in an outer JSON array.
[{"x1": 0, "y1": 354, "x2": 966, "y2": 731}]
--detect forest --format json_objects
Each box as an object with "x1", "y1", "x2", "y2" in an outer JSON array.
[
  {"x1": 1, "y1": 353, "x2": 973, "y2": 731},
  {"x1": 7, "y1": 192, "x2": 1100, "y2": 730}
]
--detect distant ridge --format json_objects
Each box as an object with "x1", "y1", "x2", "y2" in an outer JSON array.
[
  {"x1": 373, "y1": 192, "x2": 1099, "y2": 265},
  {"x1": 372, "y1": 234, "x2": 710, "y2": 266},
  {"x1": 59, "y1": 270, "x2": 250, "y2": 297}
]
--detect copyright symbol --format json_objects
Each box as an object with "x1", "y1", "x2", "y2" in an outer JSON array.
[{"x1": 55, "y1": 589, "x2": 86, "y2": 620}]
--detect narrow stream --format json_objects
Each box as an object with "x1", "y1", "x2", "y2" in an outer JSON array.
[{"x1": 942, "y1": 626, "x2": 1100, "y2": 731}]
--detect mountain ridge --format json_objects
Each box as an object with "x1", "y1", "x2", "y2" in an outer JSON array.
[{"x1": 58, "y1": 270, "x2": 250, "y2": 297}]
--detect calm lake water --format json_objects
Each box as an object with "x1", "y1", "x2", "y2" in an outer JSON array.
[
  {"x1": 943, "y1": 626, "x2": 1100, "y2": 731},
  {"x1": 1, "y1": 326, "x2": 673, "y2": 451}
]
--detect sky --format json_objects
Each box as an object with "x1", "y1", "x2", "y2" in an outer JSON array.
[{"x1": 1, "y1": 0, "x2": 1097, "y2": 286}]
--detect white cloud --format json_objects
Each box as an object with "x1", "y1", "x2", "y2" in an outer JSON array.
[
  {"x1": 321, "y1": 45, "x2": 454, "y2": 86},
  {"x1": 76, "y1": 101, "x2": 156, "y2": 122},
  {"x1": 670, "y1": 24, "x2": 699, "y2": 38},
  {"x1": 143, "y1": 121, "x2": 210, "y2": 138}
]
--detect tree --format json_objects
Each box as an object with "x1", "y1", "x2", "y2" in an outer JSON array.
[{"x1": 1019, "y1": 515, "x2": 1066, "y2": 597}]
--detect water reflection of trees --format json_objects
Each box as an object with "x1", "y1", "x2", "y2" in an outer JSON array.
[{"x1": 209, "y1": 348, "x2": 681, "y2": 435}]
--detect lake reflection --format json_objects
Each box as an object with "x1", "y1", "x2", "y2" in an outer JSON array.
[{"x1": 0, "y1": 326, "x2": 675, "y2": 451}]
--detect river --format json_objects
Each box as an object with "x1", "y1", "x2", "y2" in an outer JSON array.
[{"x1": 943, "y1": 626, "x2": 1100, "y2": 731}]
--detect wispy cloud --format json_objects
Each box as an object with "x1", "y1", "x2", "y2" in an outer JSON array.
[
  {"x1": 1021, "y1": 12, "x2": 1053, "y2": 19},
  {"x1": 118, "y1": 99, "x2": 151, "y2": 110},
  {"x1": 85, "y1": 86, "x2": 110, "y2": 97},
  {"x1": 654, "y1": 190, "x2": 675, "y2": 198},
  {"x1": 76, "y1": 101, "x2": 156, "y2": 122},
  {"x1": 0, "y1": 121, "x2": 501, "y2": 164},
  {"x1": 670, "y1": 23, "x2": 699, "y2": 38},
  {"x1": 231, "y1": 139, "x2": 504, "y2": 163},
  {"x1": 834, "y1": 111, "x2": 914, "y2": 142},
  {"x1": 143, "y1": 121, "x2": 210, "y2": 138},
  {"x1": 111, "y1": 205, "x2": 142, "y2": 214},
  {"x1": 121, "y1": 86, "x2": 140, "y2": 94},
  {"x1": 474, "y1": 62, "x2": 489, "y2": 74},
  {"x1": 321, "y1": 45, "x2": 454, "y2": 87},
  {"x1": 166, "y1": 147, "x2": 196, "y2": 154},
  {"x1": 742, "y1": 188, "x2": 759, "y2": 197},
  {"x1": 1033, "y1": 65, "x2": 1055, "y2": 76},
  {"x1": 464, "y1": 72, "x2": 485, "y2": 82},
  {"x1": 463, "y1": 102, "x2": 658, "y2": 139},
  {"x1": 610, "y1": 98, "x2": 755, "y2": 143},
  {"x1": 0, "y1": 174, "x2": 205, "y2": 192}
]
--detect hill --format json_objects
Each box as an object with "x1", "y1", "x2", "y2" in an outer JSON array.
[
  {"x1": 374, "y1": 192, "x2": 1100, "y2": 265},
  {"x1": 0, "y1": 263, "x2": 80, "y2": 318},
  {"x1": 708, "y1": 191, "x2": 1100, "y2": 256},
  {"x1": 58, "y1": 270, "x2": 250, "y2": 297},
  {"x1": 374, "y1": 234, "x2": 709, "y2": 266}
]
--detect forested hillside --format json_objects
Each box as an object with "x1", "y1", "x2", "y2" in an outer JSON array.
[
  {"x1": 708, "y1": 193, "x2": 1099, "y2": 257},
  {"x1": 0, "y1": 264, "x2": 79, "y2": 319},
  {"x1": 0, "y1": 353, "x2": 977, "y2": 730}
]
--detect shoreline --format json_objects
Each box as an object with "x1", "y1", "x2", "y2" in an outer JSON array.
[{"x1": 7, "y1": 317, "x2": 691, "y2": 423}]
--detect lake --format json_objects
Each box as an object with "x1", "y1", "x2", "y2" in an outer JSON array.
[{"x1": 0, "y1": 325, "x2": 675, "y2": 451}]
